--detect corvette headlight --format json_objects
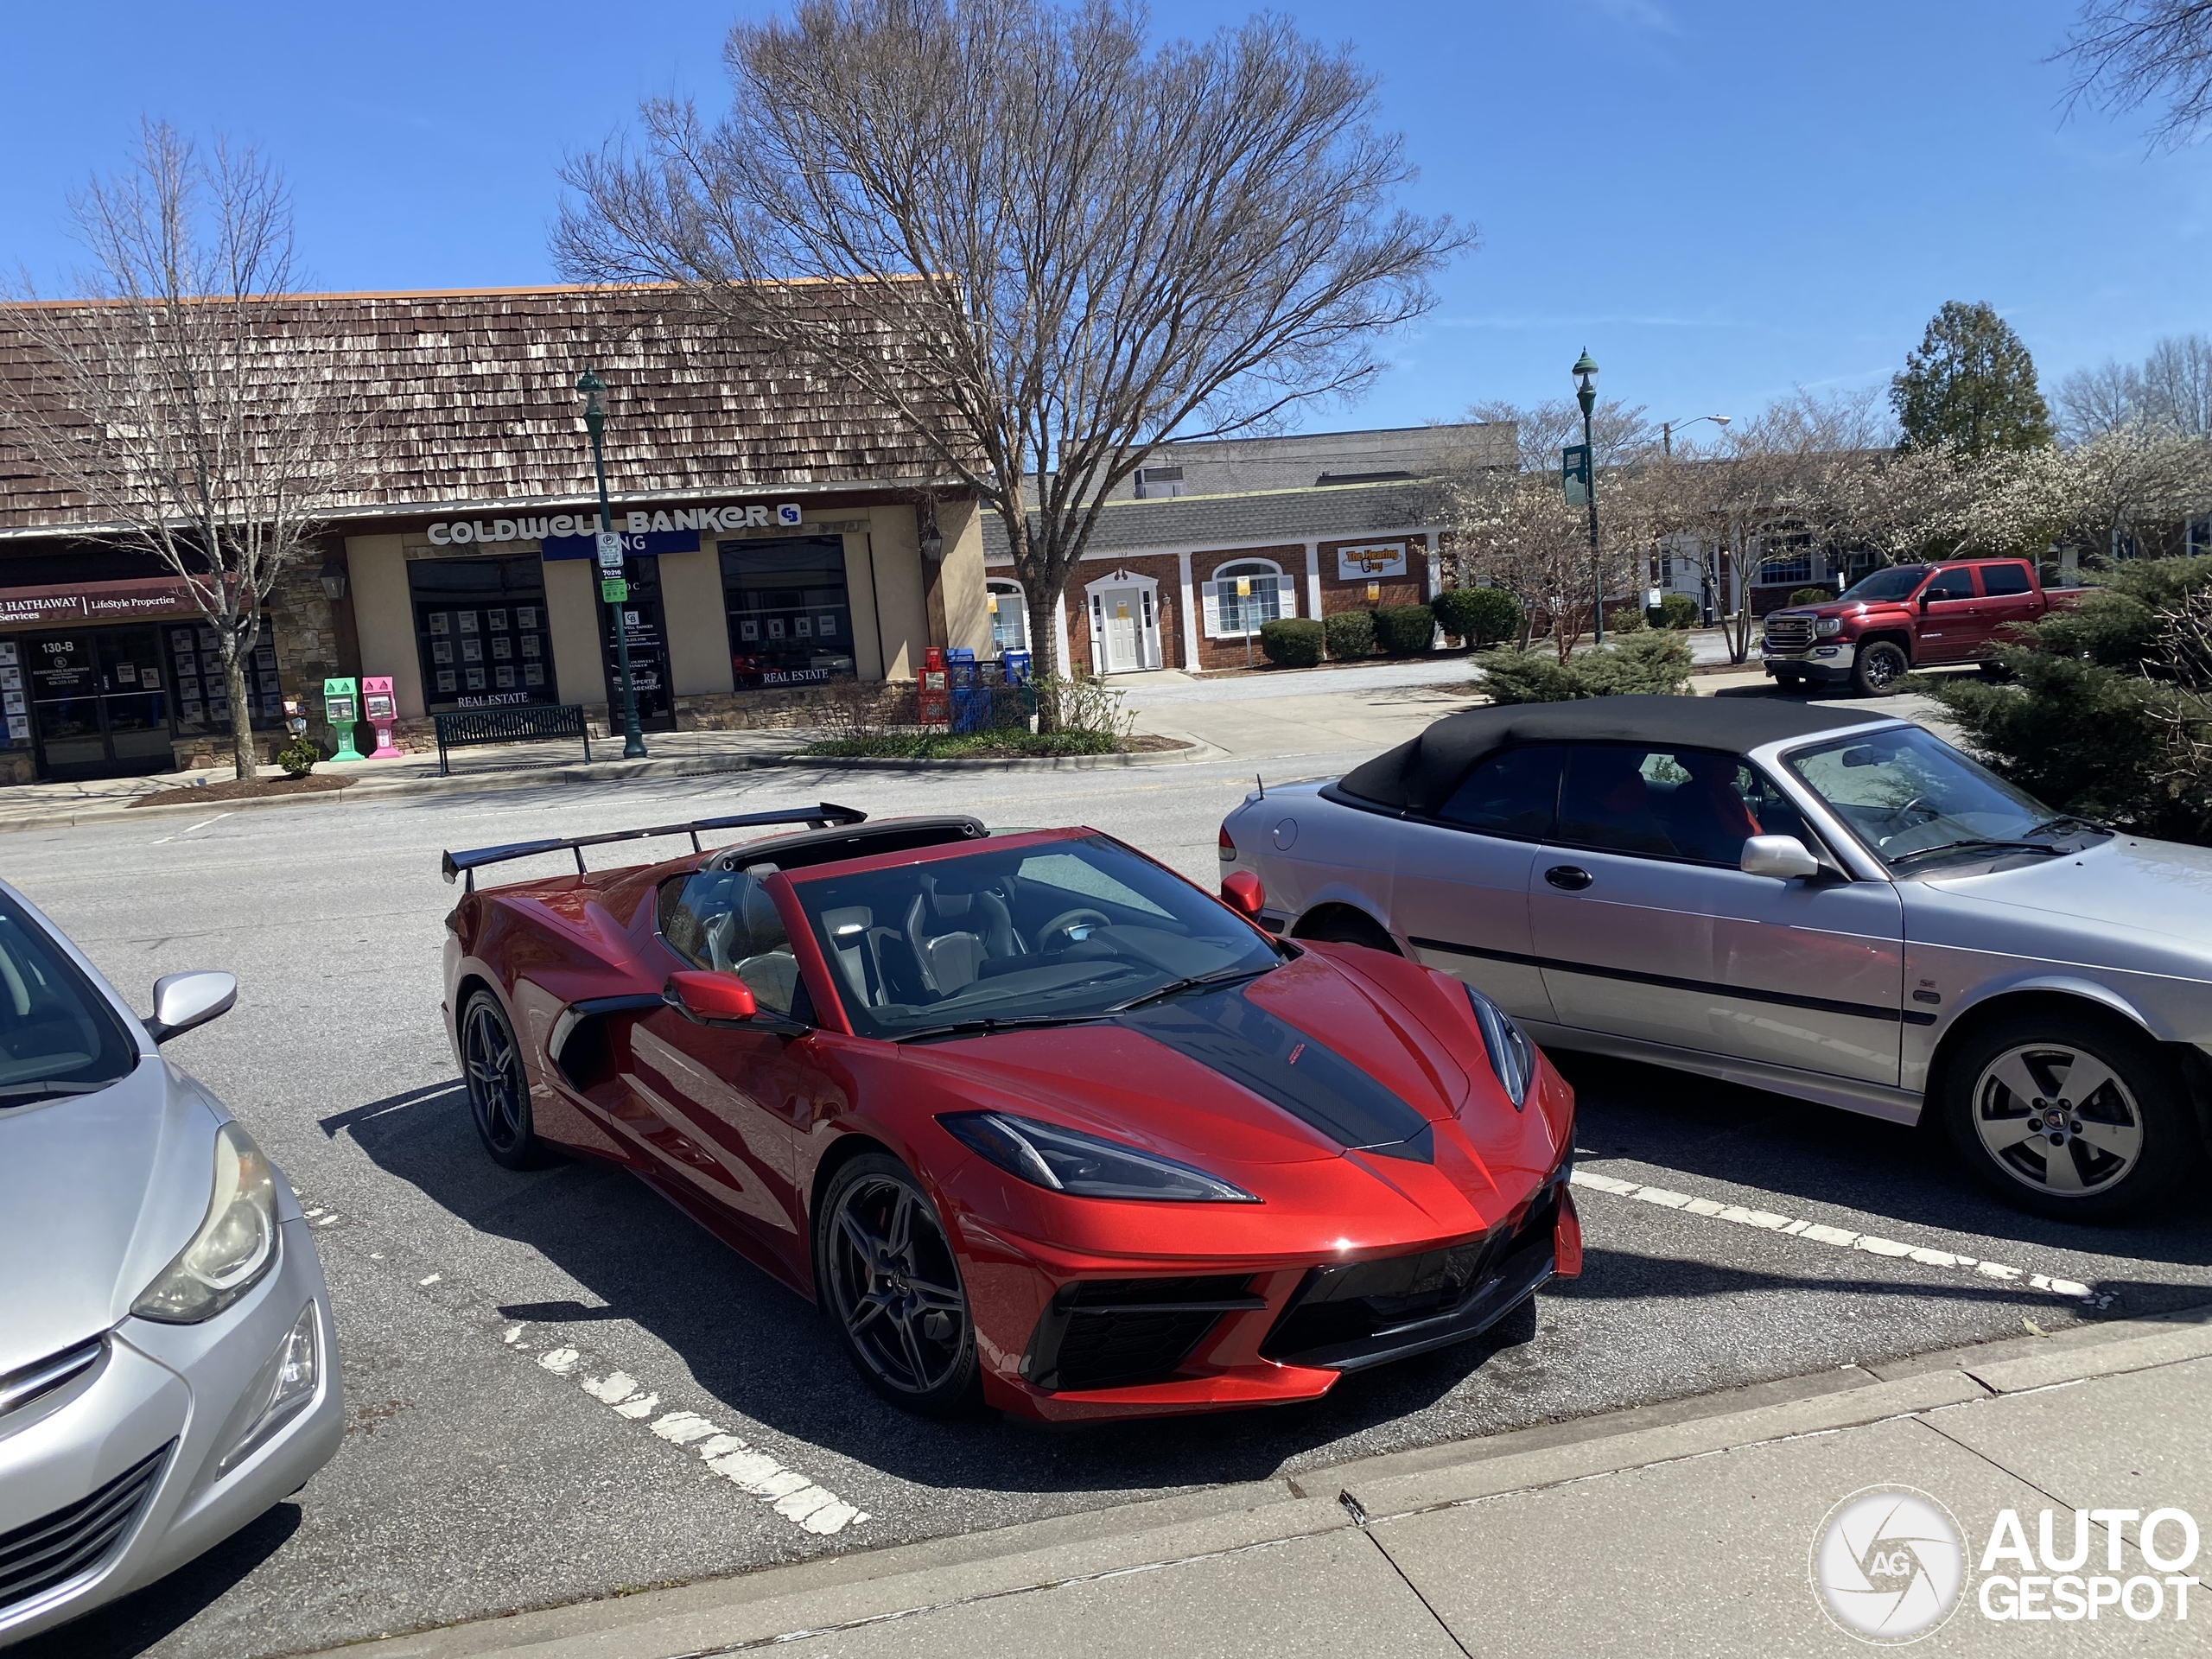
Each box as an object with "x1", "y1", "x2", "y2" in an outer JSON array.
[
  {"x1": 1466, "y1": 985, "x2": 1535, "y2": 1109},
  {"x1": 940, "y1": 1111, "x2": 1259, "y2": 1203},
  {"x1": 132, "y1": 1122, "x2": 281, "y2": 1324},
  {"x1": 1815, "y1": 617, "x2": 1843, "y2": 638}
]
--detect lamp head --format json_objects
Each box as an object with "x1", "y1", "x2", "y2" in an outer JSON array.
[
  {"x1": 576, "y1": 368, "x2": 607, "y2": 435},
  {"x1": 1573, "y1": 349, "x2": 1599, "y2": 416}
]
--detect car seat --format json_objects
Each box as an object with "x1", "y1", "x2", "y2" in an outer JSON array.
[
  {"x1": 1661, "y1": 755, "x2": 1764, "y2": 864},
  {"x1": 903, "y1": 873, "x2": 1021, "y2": 995}
]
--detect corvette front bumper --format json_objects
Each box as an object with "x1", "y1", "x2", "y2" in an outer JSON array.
[{"x1": 963, "y1": 1181, "x2": 1581, "y2": 1423}]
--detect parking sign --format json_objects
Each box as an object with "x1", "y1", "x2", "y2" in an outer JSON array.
[{"x1": 596, "y1": 531, "x2": 625, "y2": 570}]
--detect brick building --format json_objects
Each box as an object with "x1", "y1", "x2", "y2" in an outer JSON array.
[{"x1": 0, "y1": 283, "x2": 991, "y2": 783}]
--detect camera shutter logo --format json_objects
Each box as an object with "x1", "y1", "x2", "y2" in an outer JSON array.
[{"x1": 1810, "y1": 1486, "x2": 1967, "y2": 1644}]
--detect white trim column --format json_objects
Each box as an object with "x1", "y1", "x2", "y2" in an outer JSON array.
[
  {"x1": 1178, "y1": 551, "x2": 1201, "y2": 671},
  {"x1": 1424, "y1": 536, "x2": 1441, "y2": 601},
  {"x1": 1304, "y1": 541, "x2": 1322, "y2": 620},
  {"x1": 1055, "y1": 586, "x2": 1074, "y2": 681}
]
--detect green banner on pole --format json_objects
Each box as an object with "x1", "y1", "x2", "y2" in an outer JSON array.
[
  {"x1": 1561, "y1": 442, "x2": 1592, "y2": 506},
  {"x1": 601, "y1": 577, "x2": 629, "y2": 603}
]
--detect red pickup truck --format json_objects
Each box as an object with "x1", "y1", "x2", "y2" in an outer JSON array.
[{"x1": 1760, "y1": 557, "x2": 2088, "y2": 696}]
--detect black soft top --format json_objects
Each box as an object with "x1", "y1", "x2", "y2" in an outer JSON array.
[{"x1": 1336, "y1": 696, "x2": 1891, "y2": 814}]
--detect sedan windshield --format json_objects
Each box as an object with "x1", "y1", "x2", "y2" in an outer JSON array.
[
  {"x1": 793, "y1": 834, "x2": 1283, "y2": 1039},
  {"x1": 1837, "y1": 565, "x2": 1929, "y2": 602},
  {"x1": 0, "y1": 893, "x2": 139, "y2": 1102},
  {"x1": 1785, "y1": 727, "x2": 2104, "y2": 869}
]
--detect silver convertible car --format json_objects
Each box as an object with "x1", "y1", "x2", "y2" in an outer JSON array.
[
  {"x1": 1219, "y1": 696, "x2": 2212, "y2": 1223},
  {"x1": 0, "y1": 881, "x2": 340, "y2": 1645}
]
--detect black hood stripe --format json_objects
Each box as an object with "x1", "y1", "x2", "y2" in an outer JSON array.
[{"x1": 1116, "y1": 987, "x2": 1434, "y2": 1162}]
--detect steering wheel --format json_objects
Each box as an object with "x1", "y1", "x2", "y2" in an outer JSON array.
[
  {"x1": 1038, "y1": 907, "x2": 1112, "y2": 948},
  {"x1": 1894, "y1": 796, "x2": 1941, "y2": 824}
]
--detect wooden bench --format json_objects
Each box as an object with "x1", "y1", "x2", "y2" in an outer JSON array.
[{"x1": 432, "y1": 704, "x2": 593, "y2": 776}]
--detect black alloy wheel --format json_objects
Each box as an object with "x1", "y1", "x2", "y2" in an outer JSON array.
[
  {"x1": 818, "y1": 1154, "x2": 979, "y2": 1415},
  {"x1": 1938, "y1": 1007, "x2": 2198, "y2": 1223},
  {"x1": 1852, "y1": 640, "x2": 1909, "y2": 696},
  {"x1": 462, "y1": 989, "x2": 547, "y2": 1169}
]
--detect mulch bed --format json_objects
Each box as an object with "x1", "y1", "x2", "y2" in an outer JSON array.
[{"x1": 128, "y1": 773, "x2": 356, "y2": 808}]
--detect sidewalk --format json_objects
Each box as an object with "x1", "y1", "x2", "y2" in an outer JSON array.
[{"x1": 305, "y1": 1306, "x2": 2212, "y2": 1659}]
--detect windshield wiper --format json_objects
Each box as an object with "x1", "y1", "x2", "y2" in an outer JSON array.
[
  {"x1": 0, "y1": 1079, "x2": 111, "y2": 1104},
  {"x1": 1106, "y1": 964, "x2": 1274, "y2": 1014},
  {"x1": 892, "y1": 1013, "x2": 1110, "y2": 1045},
  {"x1": 1889, "y1": 838, "x2": 2063, "y2": 870},
  {"x1": 2026, "y1": 814, "x2": 2109, "y2": 839}
]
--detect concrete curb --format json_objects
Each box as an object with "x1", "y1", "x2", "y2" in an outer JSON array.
[
  {"x1": 0, "y1": 735, "x2": 1224, "y2": 835},
  {"x1": 297, "y1": 1302, "x2": 2212, "y2": 1659}
]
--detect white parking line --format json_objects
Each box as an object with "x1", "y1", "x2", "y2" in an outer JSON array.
[
  {"x1": 1567, "y1": 1168, "x2": 2101, "y2": 1303},
  {"x1": 149, "y1": 811, "x2": 233, "y2": 844}
]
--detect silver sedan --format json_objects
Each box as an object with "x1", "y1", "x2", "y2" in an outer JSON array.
[
  {"x1": 0, "y1": 880, "x2": 340, "y2": 1647},
  {"x1": 1220, "y1": 696, "x2": 2212, "y2": 1224}
]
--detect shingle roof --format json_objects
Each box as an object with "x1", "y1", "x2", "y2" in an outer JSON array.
[
  {"x1": 981, "y1": 477, "x2": 1453, "y2": 560},
  {"x1": 0, "y1": 283, "x2": 963, "y2": 534}
]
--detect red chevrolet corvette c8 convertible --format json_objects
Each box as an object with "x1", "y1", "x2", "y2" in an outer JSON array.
[{"x1": 440, "y1": 804, "x2": 1580, "y2": 1421}]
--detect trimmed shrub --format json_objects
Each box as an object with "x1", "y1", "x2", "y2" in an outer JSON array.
[
  {"x1": 276, "y1": 734, "x2": 320, "y2": 778},
  {"x1": 1373, "y1": 604, "x2": 1436, "y2": 656},
  {"x1": 1323, "y1": 609, "x2": 1375, "y2": 661},
  {"x1": 1649, "y1": 593, "x2": 1699, "y2": 631},
  {"x1": 1475, "y1": 632, "x2": 1694, "y2": 705},
  {"x1": 1789, "y1": 587, "x2": 1834, "y2": 607},
  {"x1": 1609, "y1": 602, "x2": 1648, "y2": 632},
  {"x1": 1433, "y1": 586, "x2": 1522, "y2": 648},
  {"x1": 1259, "y1": 617, "x2": 1325, "y2": 669}
]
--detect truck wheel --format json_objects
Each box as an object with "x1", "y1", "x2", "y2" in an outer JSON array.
[
  {"x1": 1851, "y1": 641, "x2": 1908, "y2": 696},
  {"x1": 1938, "y1": 1007, "x2": 2198, "y2": 1223}
]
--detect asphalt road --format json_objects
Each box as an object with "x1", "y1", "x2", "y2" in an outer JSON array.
[{"x1": 12, "y1": 734, "x2": 2212, "y2": 1659}]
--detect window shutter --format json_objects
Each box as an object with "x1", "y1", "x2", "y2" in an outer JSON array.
[
  {"x1": 1200, "y1": 584, "x2": 1224, "y2": 638},
  {"x1": 1277, "y1": 575, "x2": 1298, "y2": 617}
]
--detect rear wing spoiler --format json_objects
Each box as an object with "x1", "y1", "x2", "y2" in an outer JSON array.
[{"x1": 441, "y1": 803, "x2": 867, "y2": 891}]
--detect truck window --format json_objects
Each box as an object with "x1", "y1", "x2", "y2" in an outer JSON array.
[
  {"x1": 1980, "y1": 563, "x2": 2032, "y2": 597},
  {"x1": 1923, "y1": 569, "x2": 1975, "y2": 602},
  {"x1": 1838, "y1": 566, "x2": 1927, "y2": 602}
]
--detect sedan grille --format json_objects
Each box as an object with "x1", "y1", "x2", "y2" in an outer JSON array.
[
  {"x1": 0, "y1": 1338, "x2": 102, "y2": 1423},
  {"x1": 1764, "y1": 614, "x2": 1815, "y2": 652},
  {"x1": 1022, "y1": 1275, "x2": 1264, "y2": 1393},
  {"x1": 0, "y1": 1443, "x2": 168, "y2": 1615}
]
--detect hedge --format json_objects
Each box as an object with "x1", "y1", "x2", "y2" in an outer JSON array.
[
  {"x1": 1648, "y1": 593, "x2": 1698, "y2": 630},
  {"x1": 1433, "y1": 586, "x2": 1522, "y2": 647},
  {"x1": 1373, "y1": 604, "x2": 1436, "y2": 656},
  {"x1": 1259, "y1": 617, "x2": 1325, "y2": 668},
  {"x1": 1323, "y1": 609, "x2": 1375, "y2": 661},
  {"x1": 1474, "y1": 632, "x2": 1695, "y2": 704}
]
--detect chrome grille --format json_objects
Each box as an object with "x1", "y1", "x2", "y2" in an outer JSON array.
[
  {"x1": 0, "y1": 1338, "x2": 102, "y2": 1422},
  {"x1": 1764, "y1": 614, "x2": 1815, "y2": 652},
  {"x1": 0, "y1": 1443, "x2": 168, "y2": 1615}
]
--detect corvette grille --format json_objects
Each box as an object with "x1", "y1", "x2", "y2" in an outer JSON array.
[
  {"x1": 1022, "y1": 1275, "x2": 1263, "y2": 1393},
  {"x1": 1262, "y1": 1185, "x2": 1561, "y2": 1372},
  {"x1": 0, "y1": 1443, "x2": 169, "y2": 1616},
  {"x1": 1764, "y1": 614, "x2": 1815, "y2": 653}
]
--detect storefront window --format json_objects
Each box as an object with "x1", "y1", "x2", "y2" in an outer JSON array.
[
  {"x1": 169, "y1": 623, "x2": 280, "y2": 734},
  {"x1": 718, "y1": 537, "x2": 856, "y2": 688},
  {"x1": 409, "y1": 556, "x2": 558, "y2": 712}
]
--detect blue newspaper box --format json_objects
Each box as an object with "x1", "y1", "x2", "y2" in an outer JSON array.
[
  {"x1": 946, "y1": 649, "x2": 988, "y2": 733},
  {"x1": 1000, "y1": 649, "x2": 1033, "y2": 685}
]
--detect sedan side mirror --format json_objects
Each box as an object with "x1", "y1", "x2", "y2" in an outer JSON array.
[
  {"x1": 1221, "y1": 870, "x2": 1265, "y2": 920},
  {"x1": 147, "y1": 971, "x2": 237, "y2": 1044},
  {"x1": 1739, "y1": 835, "x2": 1820, "y2": 880},
  {"x1": 665, "y1": 971, "x2": 758, "y2": 1024}
]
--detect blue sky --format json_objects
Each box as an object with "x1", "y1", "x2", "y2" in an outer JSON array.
[{"x1": 2, "y1": 1, "x2": 2202, "y2": 434}]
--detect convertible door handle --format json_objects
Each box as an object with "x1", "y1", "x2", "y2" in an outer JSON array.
[{"x1": 1544, "y1": 865, "x2": 1594, "y2": 892}]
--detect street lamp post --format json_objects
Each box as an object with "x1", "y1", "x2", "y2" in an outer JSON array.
[
  {"x1": 1573, "y1": 351, "x2": 1603, "y2": 645},
  {"x1": 1659, "y1": 415, "x2": 1730, "y2": 624},
  {"x1": 1660, "y1": 413, "x2": 1730, "y2": 458},
  {"x1": 578, "y1": 370, "x2": 646, "y2": 760}
]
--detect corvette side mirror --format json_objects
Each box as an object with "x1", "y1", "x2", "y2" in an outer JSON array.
[
  {"x1": 1740, "y1": 835, "x2": 1820, "y2": 880},
  {"x1": 1221, "y1": 871, "x2": 1265, "y2": 919},
  {"x1": 665, "y1": 971, "x2": 758, "y2": 1024}
]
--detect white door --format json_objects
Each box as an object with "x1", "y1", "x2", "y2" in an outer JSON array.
[{"x1": 1101, "y1": 588, "x2": 1141, "y2": 671}]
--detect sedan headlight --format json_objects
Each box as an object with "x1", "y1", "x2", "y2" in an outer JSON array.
[
  {"x1": 132, "y1": 1122, "x2": 281, "y2": 1323},
  {"x1": 1815, "y1": 617, "x2": 1843, "y2": 638},
  {"x1": 1466, "y1": 985, "x2": 1535, "y2": 1109},
  {"x1": 940, "y1": 1111, "x2": 1259, "y2": 1203}
]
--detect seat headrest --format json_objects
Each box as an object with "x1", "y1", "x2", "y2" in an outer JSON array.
[{"x1": 820, "y1": 906, "x2": 874, "y2": 939}]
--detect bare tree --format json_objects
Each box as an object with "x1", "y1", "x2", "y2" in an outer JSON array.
[
  {"x1": 1466, "y1": 395, "x2": 1657, "y2": 471},
  {"x1": 2056, "y1": 357, "x2": 2148, "y2": 440},
  {"x1": 2058, "y1": 1, "x2": 2212, "y2": 148},
  {"x1": 556, "y1": 0, "x2": 1458, "y2": 710},
  {"x1": 2, "y1": 122, "x2": 364, "y2": 779},
  {"x1": 2057, "y1": 334, "x2": 2212, "y2": 439}
]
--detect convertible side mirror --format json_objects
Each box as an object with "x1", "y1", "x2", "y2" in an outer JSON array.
[
  {"x1": 1221, "y1": 871, "x2": 1266, "y2": 920},
  {"x1": 146, "y1": 971, "x2": 237, "y2": 1044},
  {"x1": 1740, "y1": 835, "x2": 1820, "y2": 880},
  {"x1": 665, "y1": 971, "x2": 758, "y2": 1024}
]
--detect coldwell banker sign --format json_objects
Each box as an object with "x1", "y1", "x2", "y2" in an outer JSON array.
[{"x1": 426, "y1": 502, "x2": 805, "y2": 557}]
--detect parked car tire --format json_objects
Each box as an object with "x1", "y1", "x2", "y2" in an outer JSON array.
[
  {"x1": 1937, "y1": 1007, "x2": 2199, "y2": 1222},
  {"x1": 816, "y1": 1153, "x2": 982, "y2": 1416},
  {"x1": 1852, "y1": 640, "x2": 1910, "y2": 696},
  {"x1": 461, "y1": 988, "x2": 555, "y2": 1169},
  {"x1": 1291, "y1": 906, "x2": 1401, "y2": 954}
]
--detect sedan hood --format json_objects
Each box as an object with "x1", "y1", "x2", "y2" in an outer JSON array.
[
  {"x1": 1920, "y1": 835, "x2": 2212, "y2": 961},
  {"x1": 0, "y1": 1060, "x2": 218, "y2": 1374}
]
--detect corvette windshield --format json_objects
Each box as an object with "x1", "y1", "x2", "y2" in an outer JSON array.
[
  {"x1": 1786, "y1": 727, "x2": 2105, "y2": 869},
  {"x1": 1836, "y1": 565, "x2": 1929, "y2": 602},
  {"x1": 794, "y1": 835, "x2": 1282, "y2": 1039}
]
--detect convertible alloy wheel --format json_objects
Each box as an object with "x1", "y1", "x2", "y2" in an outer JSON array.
[
  {"x1": 462, "y1": 990, "x2": 543, "y2": 1169},
  {"x1": 821, "y1": 1155, "x2": 979, "y2": 1414},
  {"x1": 1942, "y1": 1010, "x2": 2196, "y2": 1221}
]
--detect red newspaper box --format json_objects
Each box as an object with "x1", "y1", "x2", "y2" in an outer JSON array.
[{"x1": 918, "y1": 645, "x2": 949, "y2": 726}]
